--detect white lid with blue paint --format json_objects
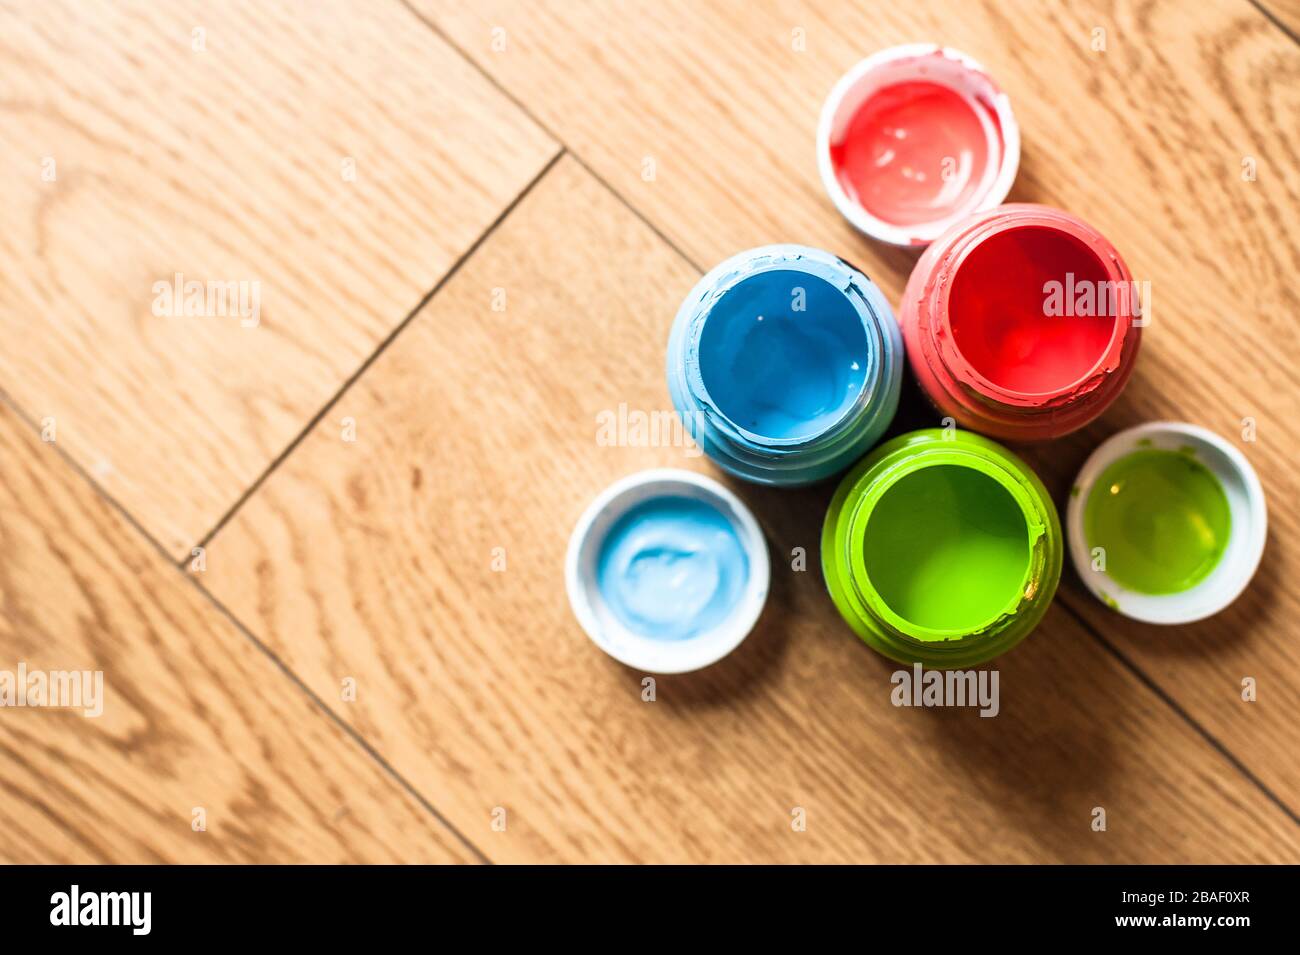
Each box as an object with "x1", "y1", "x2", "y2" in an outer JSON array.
[{"x1": 566, "y1": 469, "x2": 770, "y2": 673}]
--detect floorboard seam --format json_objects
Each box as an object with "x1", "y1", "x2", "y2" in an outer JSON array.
[
  {"x1": 189, "y1": 579, "x2": 496, "y2": 864},
  {"x1": 1057, "y1": 596, "x2": 1300, "y2": 828},
  {"x1": 0, "y1": 387, "x2": 494, "y2": 863},
  {"x1": 190, "y1": 146, "x2": 567, "y2": 559},
  {"x1": 1250, "y1": 0, "x2": 1300, "y2": 46},
  {"x1": 398, "y1": 0, "x2": 706, "y2": 276}
]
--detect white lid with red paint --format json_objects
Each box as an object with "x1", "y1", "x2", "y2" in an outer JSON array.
[{"x1": 817, "y1": 44, "x2": 1021, "y2": 247}]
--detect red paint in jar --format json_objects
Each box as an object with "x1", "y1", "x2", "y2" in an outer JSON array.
[{"x1": 899, "y1": 204, "x2": 1142, "y2": 441}]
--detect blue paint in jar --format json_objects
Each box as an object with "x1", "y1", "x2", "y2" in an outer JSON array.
[
  {"x1": 667, "y1": 245, "x2": 902, "y2": 485},
  {"x1": 595, "y1": 495, "x2": 749, "y2": 641}
]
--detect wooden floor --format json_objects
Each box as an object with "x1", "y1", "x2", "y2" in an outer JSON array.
[{"x1": 1, "y1": 0, "x2": 1297, "y2": 863}]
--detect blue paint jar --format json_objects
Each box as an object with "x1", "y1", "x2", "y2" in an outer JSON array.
[{"x1": 666, "y1": 245, "x2": 903, "y2": 486}]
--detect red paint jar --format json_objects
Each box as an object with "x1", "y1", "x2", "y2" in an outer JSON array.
[{"x1": 899, "y1": 204, "x2": 1142, "y2": 441}]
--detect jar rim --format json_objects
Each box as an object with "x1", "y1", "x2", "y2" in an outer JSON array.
[
  {"x1": 821, "y1": 429, "x2": 1063, "y2": 667},
  {"x1": 843, "y1": 444, "x2": 1050, "y2": 643},
  {"x1": 682, "y1": 246, "x2": 885, "y2": 452},
  {"x1": 930, "y1": 205, "x2": 1139, "y2": 406},
  {"x1": 667, "y1": 245, "x2": 902, "y2": 484}
]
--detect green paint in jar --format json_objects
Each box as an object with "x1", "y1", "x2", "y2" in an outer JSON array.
[
  {"x1": 1083, "y1": 449, "x2": 1231, "y2": 595},
  {"x1": 822, "y1": 429, "x2": 1062, "y2": 668}
]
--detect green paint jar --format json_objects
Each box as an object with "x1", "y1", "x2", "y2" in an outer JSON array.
[{"x1": 822, "y1": 428, "x2": 1062, "y2": 668}]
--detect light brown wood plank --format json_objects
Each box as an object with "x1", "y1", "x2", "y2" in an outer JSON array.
[
  {"x1": 0, "y1": 399, "x2": 475, "y2": 863},
  {"x1": 415, "y1": 0, "x2": 1300, "y2": 809},
  {"x1": 200, "y1": 158, "x2": 1298, "y2": 862},
  {"x1": 1258, "y1": 0, "x2": 1300, "y2": 40},
  {"x1": 416, "y1": 0, "x2": 1299, "y2": 299},
  {"x1": 0, "y1": 0, "x2": 557, "y2": 558}
]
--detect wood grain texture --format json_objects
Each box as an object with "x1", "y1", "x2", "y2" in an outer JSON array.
[
  {"x1": 1258, "y1": 0, "x2": 1300, "y2": 40},
  {"x1": 0, "y1": 399, "x2": 475, "y2": 863},
  {"x1": 415, "y1": 0, "x2": 1300, "y2": 810},
  {"x1": 200, "y1": 158, "x2": 1299, "y2": 863},
  {"x1": 0, "y1": 0, "x2": 557, "y2": 558},
  {"x1": 3, "y1": 0, "x2": 1295, "y2": 865}
]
